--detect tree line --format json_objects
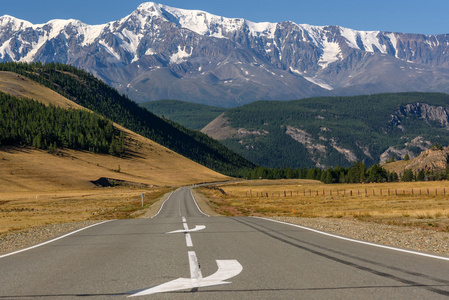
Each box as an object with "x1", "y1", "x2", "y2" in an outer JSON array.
[
  {"x1": 0, "y1": 92, "x2": 124, "y2": 156},
  {"x1": 244, "y1": 161, "x2": 449, "y2": 183}
]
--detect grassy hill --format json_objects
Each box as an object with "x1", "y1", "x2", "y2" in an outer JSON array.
[
  {"x1": 0, "y1": 62, "x2": 256, "y2": 176},
  {"x1": 201, "y1": 93, "x2": 449, "y2": 169},
  {"x1": 0, "y1": 71, "x2": 229, "y2": 189},
  {"x1": 140, "y1": 100, "x2": 226, "y2": 130}
]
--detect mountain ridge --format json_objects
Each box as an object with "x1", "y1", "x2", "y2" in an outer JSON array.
[
  {"x1": 2, "y1": 2, "x2": 449, "y2": 106},
  {"x1": 198, "y1": 93, "x2": 449, "y2": 169}
]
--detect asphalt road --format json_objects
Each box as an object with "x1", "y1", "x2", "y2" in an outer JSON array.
[{"x1": 1, "y1": 187, "x2": 449, "y2": 299}]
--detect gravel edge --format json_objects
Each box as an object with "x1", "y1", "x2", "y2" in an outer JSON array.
[
  {"x1": 0, "y1": 220, "x2": 103, "y2": 255},
  {"x1": 269, "y1": 216, "x2": 449, "y2": 257}
]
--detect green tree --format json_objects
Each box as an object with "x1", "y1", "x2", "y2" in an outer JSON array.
[
  {"x1": 367, "y1": 164, "x2": 387, "y2": 183},
  {"x1": 402, "y1": 169, "x2": 415, "y2": 182},
  {"x1": 417, "y1": 170, "x2": 425, "y2": 181}
]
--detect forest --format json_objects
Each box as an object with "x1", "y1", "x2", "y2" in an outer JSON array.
[{"x1": 0, "y1": 92, "x2": 125, "y2": 155}]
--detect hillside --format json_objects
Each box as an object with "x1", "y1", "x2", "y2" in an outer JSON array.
[
  {"x1": 201, "y1": 93, "x2": 449, "y2": 169},
  {"x1": 140, "y1": 100, "x2": 226, "y2": 130},
  {"x1": 0, "y1": 71, "x2": 230, "y2": 190},
  {"x1": 0, "y1": 63, "x2": 256, "y2": 176}
]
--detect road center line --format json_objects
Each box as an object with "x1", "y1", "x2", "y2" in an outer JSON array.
[
  {"x1": 188, "y1": 251, "x2": 203, "y2": 280},
  {"x1": 183, "y1": 217, "x2": 193, "y2": 247},
  {"x1": 185, "y1": 233, "x2": 193, "y2": 247}
]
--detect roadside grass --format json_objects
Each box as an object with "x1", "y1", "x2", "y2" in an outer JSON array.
[
  {"x1": 197, "y1": 179, "x2": 449, "y2": 232},
  {"x1": 0, "y1": 187, "x2": 171, "y2": 235}
]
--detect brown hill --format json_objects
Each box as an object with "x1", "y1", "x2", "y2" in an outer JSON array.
[
  {"x1": 0, "y1": 71, "x2": 229, "y2": 193},
  {"x1": 383, "y1": 146, "x2": 449, "y2": 175}
]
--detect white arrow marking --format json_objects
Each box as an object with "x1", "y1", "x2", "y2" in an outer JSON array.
[
  {"x1": 166, "y1": 225, "x2": 205, "y2": 234},
  {"x1": 128, "y1": 258, "x2": 242, "y2": 297}
]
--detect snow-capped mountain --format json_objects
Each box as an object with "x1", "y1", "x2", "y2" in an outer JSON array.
[{"x1": 2, "y1": 2, "x2": 449, "y2": 106}]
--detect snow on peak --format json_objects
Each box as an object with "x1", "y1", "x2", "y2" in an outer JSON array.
[
  {"x1": 245, "y1": 21, "x2": 277, "y2": 39},
  {"x1": 0, "y1": 15, "x2": 33, "y2": 31},
  {"x1": 133, "y1": 2, "x2": 277, "y2": 39},
  {"x1": 340, "y1": 27, "x2": 387, "y2": 53},
  {"x1": 136, "y1": 2, "x2": 165, "y2": 18}
]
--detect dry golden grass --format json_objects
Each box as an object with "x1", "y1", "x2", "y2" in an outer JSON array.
[
  {"x1": 0, "y1": 71, "x2": 86, "y2": 110},
  {"x1": 0, "y1": 187, "x2": 170, "y2": 234},
  {"x1": 0, "y1": 72, "x2": 230, "y2": 235},
  {"x1": 198, "y1": 179, "x2": 449, "y2": 232}
]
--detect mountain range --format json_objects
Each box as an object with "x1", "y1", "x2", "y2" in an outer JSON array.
[{"x1": 2, "y1": 2, "x2": 449, "y2": 107}]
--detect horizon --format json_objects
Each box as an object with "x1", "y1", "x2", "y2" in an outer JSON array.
[{"x1": 1, "y1": 0, "x2": 448, "y2": 35}]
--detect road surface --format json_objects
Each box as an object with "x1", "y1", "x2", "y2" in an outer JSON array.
[{"x1": 1, "y1": 187, "x2": 449, "y2": 299}]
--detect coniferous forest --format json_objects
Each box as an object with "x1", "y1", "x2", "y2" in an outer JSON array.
[{"x1": 0, "y1": 92, "x2": 125, "y2": 155}]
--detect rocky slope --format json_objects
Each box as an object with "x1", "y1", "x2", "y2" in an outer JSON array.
[
  {"x1": 383, "y1": 146, "x2": 449, "y2": 175},
  {"x1": 2, "y1": 2, "x2": 449, "y2": 106},
  {"x1": 201, "y1": 93, "x2": 449, "y2": 169}
]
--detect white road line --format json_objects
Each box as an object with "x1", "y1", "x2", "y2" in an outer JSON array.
[
  {"x1": 185, "y1": 233, "x2": 193, "y2": 247},
  {"x1": 183, "y1": 219, "x2": 194, "y2": 247},
  {"x1": 189, "y1": 189, "x2": 210, "y2": 217},
  {"x1": 256, "y1": 217, "x2": 449, "y2": 262},
  {"x1": 0, "y1": 220, "x2": 113, "y2": 259},
  {"x1": 151, "y1": 192, "x2": 174, "y2": 218},
  {"x1": 188, "y1": 251, "x2": 203, "y2": 280}
]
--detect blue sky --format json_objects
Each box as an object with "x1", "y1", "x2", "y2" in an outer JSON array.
[{"x1": 2, "y1": 0, "x2": 448, "y2": 35}]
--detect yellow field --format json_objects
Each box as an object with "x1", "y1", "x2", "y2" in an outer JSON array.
[
  {"x1": 0, "y1": 187, "x2": 170, "y2": 234},
  {"x1": 197, "y1": 179, "x2": 449, "y2": 232}
]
